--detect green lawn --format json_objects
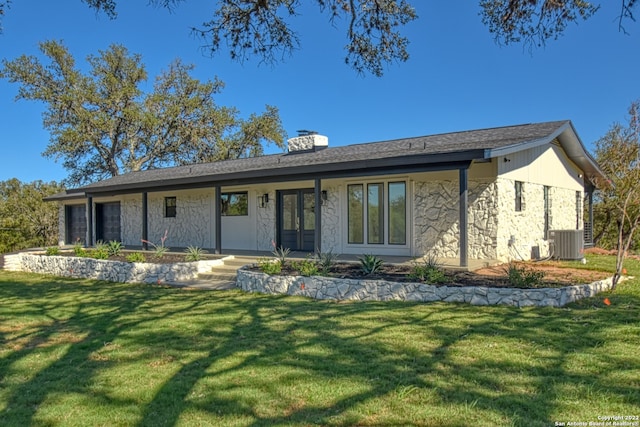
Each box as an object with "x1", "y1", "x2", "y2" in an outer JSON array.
[{"x1": 0, "y1": 255, "x2": 638, "y2": 427}]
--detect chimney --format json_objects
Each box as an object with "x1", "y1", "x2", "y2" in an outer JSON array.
[{"x1": 287, "y1": 130, "x2": 328, "y2": 153}]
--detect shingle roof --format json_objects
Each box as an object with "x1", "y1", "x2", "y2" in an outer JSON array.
[{"x1": 55, "y1": 120, "x2": 600, "y2": 197}]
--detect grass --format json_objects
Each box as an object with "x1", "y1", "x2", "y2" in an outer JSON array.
[{"x1": 0, "y1": 254, "x2": 638, "y2": 426}]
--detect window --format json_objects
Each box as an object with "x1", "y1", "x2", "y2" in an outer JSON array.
[
  {"x1": 388, "y1": 182, "x2": 406, "y2": 245},
  {"x1": 576, "y1": 191, "x2": 582, "y2": 229},
  {"x1": 543, "y1": 186, "x2": 551, "y2": 239},
  {"x1": 164, "y1": 197, "x2": 176, "y2": 218},
  {"x1": 515, "y1": 181, "x2": 523, "y2": 212},
  {"x1": 347, "y1": 181, "x2": 406, "y2": 246},
  {"x1": 367, "y1": 183, "x2": 383, "y2": 244},
  {"x1": 220, "y1": 192, "x2": 248, "y2": 216},
  {"x1": 348, "y1": 184, "x2": 364, "y2": 244}
]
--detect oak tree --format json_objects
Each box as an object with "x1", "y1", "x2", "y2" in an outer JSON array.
[
  {"x1": 1, "y1": 2, "x2": 637, "y2": 75},
  {"x1": 592, "y1": 100, "x2": 640, "y2": 288},
  {"x1": 0, "y1": 40, "x2": 286, "y2": 186}
]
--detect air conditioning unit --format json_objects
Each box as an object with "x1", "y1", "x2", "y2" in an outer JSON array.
[{"x1": 549, "y1": 230, "x2": 584, "y2": 260}]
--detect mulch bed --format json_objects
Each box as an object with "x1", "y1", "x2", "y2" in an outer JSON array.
[{"x1": 250, "y1": 261, "x2": 612, "y2": 289}]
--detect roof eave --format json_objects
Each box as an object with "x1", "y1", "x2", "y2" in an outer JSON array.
[
  {"x1": 79, "y1": 150, "x2": 485, "y2": 197},
  {"x1": 483, "y1": 121, "x2": 607, "y2": 186}
]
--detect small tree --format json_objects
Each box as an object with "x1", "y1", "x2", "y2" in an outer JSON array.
[
  {"x1": 592, "y1": 100, "x2": 640, "y2": 289},
  {"x1": 0, "y1": 179, "x2": 64, "y2": 253}
]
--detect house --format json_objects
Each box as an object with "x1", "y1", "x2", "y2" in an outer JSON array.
[{"x1": 47, "y1": 120, "x2": 604, "y2": 267}]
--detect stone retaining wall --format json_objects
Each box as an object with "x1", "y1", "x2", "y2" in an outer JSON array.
[
  {"x1": 237, "y1": 269, "x2": 615, "y2": 308},
  {"x1": 10, "y1": 252, "x2": 224, "y2": 284}
]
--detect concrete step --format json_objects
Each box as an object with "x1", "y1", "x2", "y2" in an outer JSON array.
[
  {"x1": 220, "y1": 256, "x2": 256, "y2": 268},
  {"x1": 165, "y1": 279, "x2": 237, "y2": 290},
  {"x1": 165, "y1": 255, "x2": 258, "y2": 290},
  {"x1": 198, "y1": 272, "x2": 237, "y2": 281}
]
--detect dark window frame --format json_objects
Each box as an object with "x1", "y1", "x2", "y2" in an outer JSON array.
[
  {"x1": 388, "y1": 181, "x2": 407, "y2": 245},
  {"x1": 164, "y1": 196, "x2": 177, "y2": 218},
  {"x1": 515, "y1": 181, "x2": 523, "y2": 212},
  {"x1": 347, "y1": 180, "x2": 407, "y2": 246},
  {"x1": 220, "y1": 191, "x2": 249, "y2": 216}
]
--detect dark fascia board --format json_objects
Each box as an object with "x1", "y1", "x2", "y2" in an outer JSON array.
[
  {"x1": 79, "y1": 152, "x2": 480, "y2": 197},
  {"x1": 43, "y1": 191, "x2": 86, "y2": 202}
]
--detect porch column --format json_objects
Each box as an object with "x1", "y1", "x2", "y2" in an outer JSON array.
[
  {"x1": 86, "y1": 196, "x2": 93, "y2": 247},
  {"x1": 459, "y1": 167, "x2": 468, "y2": 268},
  {"x1": 141, "y1": 192, "x2": 148, "y2": 250},
  {"x1": 215, "y1": 185, "x2": 222, "y2": 254},
  {"x1": 315, "y1": 178, "x2": 322, "y2": 253}
]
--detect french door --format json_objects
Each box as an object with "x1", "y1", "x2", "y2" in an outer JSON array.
[{"x1": 278, "y1": 189, "x2": 315, "y2": 251}]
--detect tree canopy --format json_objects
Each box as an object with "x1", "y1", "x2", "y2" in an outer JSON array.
[
  {"x1": 592, "y1": 100, "x2": 640, "y2": 287},
  {"x1": 0, "y1": 178, "x2": 63, "y2": 254},
  {"x1": 0, "y1": 40, "x2": 286, "y2": 186},
  {"x1": 1, "y1": 1, "x2": 637, "y2": 76}
]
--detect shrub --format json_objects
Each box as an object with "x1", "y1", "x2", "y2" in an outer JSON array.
[
  {"x1": 45, "y1": 246, "x2": 60, "y2": 256},
  {"x1": 107, "y1": 240, "x2": 124, "y2": 256},
  {"x1": 316, "y1": 249, "x2": 339, "y2": 275},
  {"x1": 90, "y1": 247, "x2": 110, "y2": 260},
  {"x1": 292, "y1": 256, "x2": 319, "y2": 276},
  {"x1": 258, "y1": 258, "x2": 282, "y2": 274},
  {"x1": 184, "y1": 246, "x2": 207, "y2": 262},
  {"x1": 126, "y1": 252, "x2": 147, "y2": 263},
  {"x1": 73, "y1": 243, "x2": 88, "y2": 258},
  {"x1": 506, "y1": 263, "x2": 545, "y2": 288},
  {"x1": 409, "y1": 255, "x2": 447, "y2": 283},
  {"x1": 359, "y1": 254, "x2": 384, "y2": 275}
]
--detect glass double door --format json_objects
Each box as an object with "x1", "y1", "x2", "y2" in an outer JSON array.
[{"x1": 278, "y1": 189, "x2": 315, "y2": 251}]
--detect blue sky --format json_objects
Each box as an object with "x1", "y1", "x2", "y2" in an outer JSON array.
[{"x1": 1, "y1": 1, "x2": 639, "y2": 184}]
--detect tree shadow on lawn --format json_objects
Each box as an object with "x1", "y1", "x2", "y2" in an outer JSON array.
[
  {"x1": 136, "y1": 293, "x2": 640, "y2": 426},
  {"x1": 0, "y1": 272, "x2": 638, "y2": 426}
]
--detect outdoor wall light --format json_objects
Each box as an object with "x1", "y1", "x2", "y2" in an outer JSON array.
[
  {"x1": 321, "y1": 190, "x2": 328, "y2": 204},
  {"x1": 259, "y1": 193, "x2": 269, "y2": 208}
]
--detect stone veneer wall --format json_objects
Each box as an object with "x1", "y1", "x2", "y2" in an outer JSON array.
[
  {"x1": 496, "y1": 179, "x2": 580, "y2": 261},
  {"x1": 256, "y1": 191, "x2": 276, "y2": 251},
  {"x1": 320, "y1": 185, "x2": 341, "y2": 253},
  {"x1": 413, "y1": 179, "x2": 498, "y2": 260},
  {"x1": 12, "y1": 252, "x2": 223, "y2": 284},
  {"x1": 237, "y1": 269, "x2": 615, "y2": 308}
]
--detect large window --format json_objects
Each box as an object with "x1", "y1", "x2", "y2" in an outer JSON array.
[
  {"x1": 367, "y1": 183, "x2": 383, "y2": 244},
  {"x1": 388, "y1": 182, "x2": 406, "y2": 245},
  {"x1": 348, "y1": 185, "x2": 364, "y2": 244},
  {"x1": 221, "y1": 192, "x2": 248, "y2": 216},
  {"x1": 348, "y1": 181, "x2": 406, "y2": 246}
]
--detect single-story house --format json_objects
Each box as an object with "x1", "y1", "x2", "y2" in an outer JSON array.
[{"x1": 46, "y1": 120, "x2": 605, "y2": 267}]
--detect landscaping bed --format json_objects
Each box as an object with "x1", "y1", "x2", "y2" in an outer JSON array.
[{"x1": 250, "y1": 260, "x2": 612, "y2": 289}]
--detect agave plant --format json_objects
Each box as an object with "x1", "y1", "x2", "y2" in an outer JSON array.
[{"x1": 359, "y1": 254, "x2": 384, "y2": 275}]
